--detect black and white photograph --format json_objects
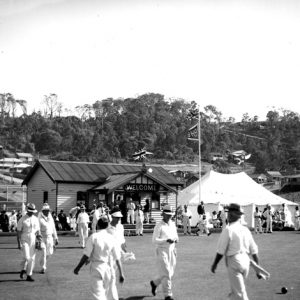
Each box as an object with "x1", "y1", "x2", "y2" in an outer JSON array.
[{"x1": 0, "y1": 1, "x2": 300, "y2": 299}]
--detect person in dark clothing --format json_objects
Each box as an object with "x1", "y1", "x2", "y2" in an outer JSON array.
[
  {"x1": 119, "y1": 199, "x2": 127, "y2": 224},
  {"x1": 0, "y1": 210, "x2": 9, "y2": 232},
  {"x1": 16, "y1": 210, "x2": 22, "y2": 222},
  {"x1": 144, "y1": 199, "x2": 150, "y2": 223},
  {"x1": 197, "y1": 201, "x2": 205, "y2": 220},
  {"x1": 58, "y1": 209, "x2": 70, "y2": 231}
]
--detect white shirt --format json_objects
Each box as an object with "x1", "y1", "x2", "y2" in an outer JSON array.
[
  {"x1": 17, "y1": 214, "x2": 40, "y2": 235},
  {"x1": 254, "y1": 211, "x2": 262, "y2": 219},
  {"x1": 107, "y1": 223, "x2": 126, "y2": 245},
  {"x1": 69, "y1": 206, "x2": 80, "y2": 217},
  {"x1": 77, "y1": 212, "x2": 90, "y2": 224},
  {"x1": 127, "y1": 202, "x2": 135, "y2": 211},
  {"x1": 216, "y1": 220, "x2": 258, "y2": 257},
  {"x1": 9, "y1": 214, "x2": 17, "y2": 225},
  {"x1": 83, "y1": 230, "x2": 121, "y2": 263},
  {"x1": 92, "y1": 208, "x2": 105, "y2": 226},
  {"x1": 182, "y1": 209, "x2": 192, "y2": 219},
  {"x1": 263, "y1": 209, "x2": 273, "y2": 220},
  {"x1": 152, "y1": 220, "x2": 178, "y2": 249},
  {"x1": 39, "y1": 213, "x2": 57, "y2": 239}
]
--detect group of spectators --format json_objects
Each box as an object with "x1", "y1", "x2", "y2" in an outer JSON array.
[
  {"x1": 177, "y1": 201, "x2": 227, "y2": 236},
  {"x1": 254, "y1": 203, "x2": 300, "y2": 233},
  {"x1": 0, "y1": 209, "x2": 23, "y2": 232}
]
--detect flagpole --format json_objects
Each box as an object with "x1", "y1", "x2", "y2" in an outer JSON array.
[{"x1": 198, "y1": 105, "x2": 201, "y2": 204}]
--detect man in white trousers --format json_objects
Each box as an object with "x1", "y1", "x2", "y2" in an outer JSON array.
[
  {"x1": 126, "y1": 198, "x2": 135, "y2": 224},
  {"x1": 17, "y1": 203, "x2": 42, "y2": 282},
  {"x1": 106, "y1": 208, "x2": 127, "y2": 300},
  {"x1": 134, "y1": 205, "x2": 144, "y2": 236},
  {"x1": 77, "y1": 205, "x2": 90, "y2": 248},
  {"x1": 182, "y1": 205, "x2": 192, "y2": 235},
  {"x1": 92, "y1": 203, "x2": 104, "y2": 233},
  {"x1": 263, "y1": 204, "x2": 273, "y2": 233},
  {"x1": 150, "y1": 205, "x2": 178, "y2": 300},
  {"x1": 253, "y1": 206, "x2": 263, "y2": 234},
  {"x1": 38, "y1": 204, "x2": 58, "y2": 274},
  {"x1": 74, "y1": 215, "x2": 125, "y2": 300},
  {"x1": 211, "y1": 203, "x2": 261, "y2": 300}
]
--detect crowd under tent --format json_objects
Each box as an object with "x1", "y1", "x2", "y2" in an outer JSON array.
[{"x1": 178, "y1": 170, "x2": 297, "y2": 228}]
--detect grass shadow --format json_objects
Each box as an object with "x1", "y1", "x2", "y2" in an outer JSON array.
[
  {"x1": 0, "y1": 247, "x2": 18, "y2": 250},
  {"x1": 0, "y1": 271, "x2": 20, "y2": 275},
  {"x1": 120, "y1": 296, "x2": 147, "y2": 300},
  {"x1": 0, "y1": 279, "x2": 24, "y2": 282}
]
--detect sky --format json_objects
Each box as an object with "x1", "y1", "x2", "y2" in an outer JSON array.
[{"x1": 0, "y1": 0, "x2": 299, "y2": 121}]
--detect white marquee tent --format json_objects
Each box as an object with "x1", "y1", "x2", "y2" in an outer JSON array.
[{"x1": 178, "y1": 170, "x2": 297, "y2": 227}]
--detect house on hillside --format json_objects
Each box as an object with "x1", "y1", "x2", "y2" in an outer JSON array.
[
  {"x1": 16, "y1": 153, "x2": 34, "y2": 164},
  {"x1": 0, "y1": 158, "x2": 22, "y2": 172},
  {"x1": 22, "y1": 160, "x2": 184, "y2": 223}
]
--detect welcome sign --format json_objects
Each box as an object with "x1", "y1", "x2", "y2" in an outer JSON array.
[{"x1": 124, "y1": 184, "x2": 159, "y2": 192}]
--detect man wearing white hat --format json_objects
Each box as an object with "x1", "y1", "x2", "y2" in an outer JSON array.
[
  {"x1": 150, "y1": 204, "x2": 178, "y2": 300},
  {"x1": 77, "y1": 205, "x2": 90, "y2": 248},
  {"x1": 106, "y1": 207, "x2": 128, "y2": 300},
  {"x1": 211, "y1": 203, "x2": 260, "y2": 300},
  {"x1": 17, "y1": 203, "x2": 42, "y2": 282},
  {"x1": 38, "y1": 204, "x2": 59, "y2": 274},
  {"x1": 74, "y1": 215, "x2": 125, "y2": 300}
]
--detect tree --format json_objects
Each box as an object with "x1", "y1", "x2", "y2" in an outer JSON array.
[
  {"x1": 35, "y1": 129, "x2": 62, "y2": 155},
  {"x1": 42, "y1": 93, "x2": 62, "y2": 119}
]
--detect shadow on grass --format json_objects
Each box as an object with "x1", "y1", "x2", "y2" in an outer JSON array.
[
  {"x1": 0, "y1": 271, "x2": 20, "y2": 275},
  {"x1": 0, "y1": 279, "x2": 24, "y2": 282},
  {"x1": 56, "y1": 246, "x2": 82, "y2": 249},
  {"x1": 120, "y1": 296, "x2": 147, "y2": 300},
  {"x1": 0, "y1": 247, "x2": 18, "y2": 250}
]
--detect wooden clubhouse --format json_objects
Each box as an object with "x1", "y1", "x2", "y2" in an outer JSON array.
[{"x1": 22, "y1": 160, "x2": 184, "y2": 223}]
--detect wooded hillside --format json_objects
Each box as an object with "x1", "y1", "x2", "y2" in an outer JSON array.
[{"x1": 1, "y1": 92, "x2": 300, "y2": 173}]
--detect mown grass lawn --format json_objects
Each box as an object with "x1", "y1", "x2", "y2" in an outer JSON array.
[{"x1": 0, "y1": 231, "x2": 299, "y2": 300}]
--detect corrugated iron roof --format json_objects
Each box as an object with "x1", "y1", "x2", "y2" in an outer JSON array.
[
  {"x1": 22, "y1": 160, "x2": 183, "y2": 186},
  {"x1": 92, "y1": 173, "x2": 140, "y2": 193}
]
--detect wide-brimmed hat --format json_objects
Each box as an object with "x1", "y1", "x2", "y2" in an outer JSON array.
[
  {"x1": 111, "y1": 207, "x2": 123, "y2": 218},
  {"x1": 162, "y1": 204, "x2": 174, "y2": 215},
  {"x1": 225, "y1": 203, "x2": 244, "y2": 215},
  {"x1": 26, "y1": 203, "x2": 37, "y2": 213},
  {"x1": 42, "y1": 204, "x2": 50, "y2": 211}
]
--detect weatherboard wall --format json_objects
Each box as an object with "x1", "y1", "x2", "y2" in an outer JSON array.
[
  {"x1": 26, "y1": 166, "x2": 56, "y2": 212},
  {"x1": 57, "y1": 183, "x2": 94, "y2": 214}
]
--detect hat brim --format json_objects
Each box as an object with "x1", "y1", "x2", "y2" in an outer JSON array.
[
  {"x1": 27, "y1": 208, "x2": 37, "y2": 213},
  {"x1": 111, "y1": 212, "x2": 123, "y2": 218},
  {"x1": 162, "y1": 211, "x2": 174, "y2": 216},
  {"x1": 227, "y1": 209, "x2": 244, "y2": 215}
]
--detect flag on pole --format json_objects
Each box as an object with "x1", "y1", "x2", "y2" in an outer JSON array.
[{"x1": 187, "y1": 124, "x2": 198, "y2": 141}]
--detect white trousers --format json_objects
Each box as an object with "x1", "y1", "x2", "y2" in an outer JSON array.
[
  {"x1": 182, "y1": 217, "x2": 191, "y2": 234},
  {"x1": 153, "y1": 247, "x2": 177, "y2": 298},
  {"x1": 135, "y1": 218, "x2": 144, "y2": 235},
  {"x1": 266, "y1": 219, "x2": 272, "y2": 232},
  {"x1": 144, "y1": 212, "x2": 150, "y2": 223},
  {"x1": 254, "y1": 218, "x2": 262, "y2": 233},
  {"x1": 78, "y1": 223, "x2": 89, "y2": 247},
  {"x1": 90, "y1": 262, "x2": 113, "y2": 300},
  {"x1": 39, "y1": 235, "x2": 54, "y2": 270},
  {"x1": 127, "y1": 210, "x2": 135, "y2": 224},
  {"x1": 20, "y1": 233, "x2": 36, "y2": 276},
  {"x1": 294, "y1": 218, "x2": 300, "y2": 230},
  {"x1": 226, "y1": 254, "x2": 250, "y2": 300}
]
